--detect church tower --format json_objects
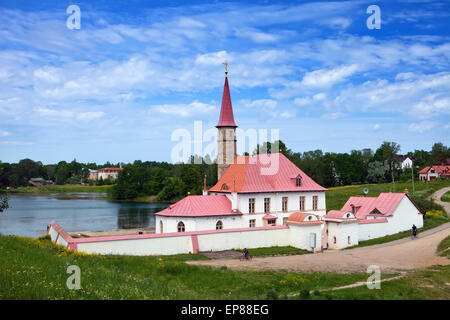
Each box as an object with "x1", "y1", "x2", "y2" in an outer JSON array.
[{"x1": 216, "y1": 67, "x2": 237, "y2": 180}]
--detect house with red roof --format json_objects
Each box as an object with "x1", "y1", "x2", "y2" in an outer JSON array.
[
  {"x1": 418, "y1": 165, "x2": 450, "y2": 181},
  {"x1": 323, "y1": 189, "x2": 423, "y2": 249}
]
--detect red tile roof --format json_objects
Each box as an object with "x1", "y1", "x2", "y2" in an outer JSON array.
[
  {"x1": 209, "y1": 153, "x2": 327, "y2": 193},
  {"x1": 287, "y1": 212, "x2": 318, "y2": 222},
  {"x1": 335, "y1": 192, "x2": 422, "y2": 220},
  {"x1": 155, "y1": 195, "x2": 242, "y2": 217},
  {"x1": 216, "y1": 76, "x2": 237, "y2": 128},
  {"x1": 418, "y1": 165, "x2": 450, "y2": 175}
]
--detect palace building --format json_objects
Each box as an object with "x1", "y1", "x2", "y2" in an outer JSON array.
[{"x1": 49, "y1": 69, "x2": 423, "y2": 256}]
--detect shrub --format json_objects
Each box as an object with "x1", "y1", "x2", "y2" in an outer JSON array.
[
  {"x1": 299, "y1": 289, "x2": 310, "y2": 299},
  {"x1": 425, "y1": 210, "x2": 446, "y2": 218},
  {"x1": 266, "y1": 288, "x2": 279, "y2": 300}
]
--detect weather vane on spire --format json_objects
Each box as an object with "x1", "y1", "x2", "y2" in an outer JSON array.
[{"x1": 222, "y1": 62, "x2": 228, "y2": 75}]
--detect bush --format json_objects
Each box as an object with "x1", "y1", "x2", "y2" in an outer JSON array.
[
  {"x1": 299, "y1": 289, "x2": 310, "y2": 299},
  {"x1": 266, "y1": 288, "x2": 279, "y2": 300},
  {"x1": 425, "y1": 210, "x2": 446, "y2": 218}
]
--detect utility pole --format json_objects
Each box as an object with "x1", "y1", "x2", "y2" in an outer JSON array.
[{"x1": 411, "y1": 161, "x2": 415, "y2": 195}]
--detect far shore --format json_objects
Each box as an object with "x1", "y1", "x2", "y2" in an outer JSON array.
[{"x1": 8, "y1": 185, "x2": 175, "y2": 203}]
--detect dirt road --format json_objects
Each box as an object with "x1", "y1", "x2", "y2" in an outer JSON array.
[{"x1": 189, "y1": 188, "x2": 450, "y2": 274}]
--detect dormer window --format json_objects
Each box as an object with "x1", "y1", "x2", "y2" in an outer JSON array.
[
  {"x1": 221, "y1": 184, "x2": 229, "y2": 190},
  {"x1": 296, "y1": 176, "x2": 302, "y2": 187}
]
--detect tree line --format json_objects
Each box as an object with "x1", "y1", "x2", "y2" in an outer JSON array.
[{"x1": 0, "y1": 141, "x2": 448, "y2": 203}]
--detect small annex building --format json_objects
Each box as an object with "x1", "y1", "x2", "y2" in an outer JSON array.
[{"x1": 323, "y1": 190, "x2": 423, "y2": 249}]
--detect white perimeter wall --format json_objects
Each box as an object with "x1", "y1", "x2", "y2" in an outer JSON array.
[
  {"x1": 357, "y1": 222, "x2": 388, "y2": 241},
  {"x1": 326, "y1": 222, "x2": 359, "y2": 249},
  {"x1": 289, "y1": 224, "x2": 322, "y2": 251},
  {"x1": 50, "y1": 223, "x2": 323, "y2": 256}
]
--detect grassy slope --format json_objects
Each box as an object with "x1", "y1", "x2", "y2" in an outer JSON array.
[
  {"x1": 326, "y1": 179, "x2": 449, "y2": 211},
  {"x1": 437, "y1": 236, "x2": 450, "y2": 258},
  {"x1": 441, "y1": 191, "x2": 450, "y2": 202},
  {"x1": 0, "y1": 234, "x2": 373, "y2": 300},
  {"x1": 303, "y1": 265, "x2": 450, "y2": 300}
]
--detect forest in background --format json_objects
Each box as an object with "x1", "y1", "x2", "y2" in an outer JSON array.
[{"x1": 0, "y1": 141, "x2": 449, "y2": 201}]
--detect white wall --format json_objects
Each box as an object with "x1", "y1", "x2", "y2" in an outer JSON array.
[
  {"x1": 357, "y1": 221, "x2": 388, "y2": 241},
  {"x1": 156, "y1": 215, "x2": 243, "y2": 234},
  {"x1": 289, "y1": 224, "x2": 322, "y2": 251},
  {"x1": 235, "y1": 191, "x2": 326, "y2": 216},
  {"x1": 385, "y1": 195, "x2": 423, "y2": 235},
  {"x1": 325, "y1": 222, "x2": 359, "y2": 249},
  {"x1": 77, "y1": 235, "x2": 193, "y2": 256}
]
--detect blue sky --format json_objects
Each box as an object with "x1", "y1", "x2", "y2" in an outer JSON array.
[{"x1": 0, "y1": 0, "x2": 449, "y2": 164}]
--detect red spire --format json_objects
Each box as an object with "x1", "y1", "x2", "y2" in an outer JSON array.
[{"x1": 216, "y1": 75, "x2": 237, "y2": 128}]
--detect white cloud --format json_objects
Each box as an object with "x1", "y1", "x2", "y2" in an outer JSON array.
[
  {"x1": 151, "y1": 101, "x2": 216, "y2": 117},
  {"x1": 408, "y1": 121, "x2": 436, "y2": 133},
  {"x1": 36, "y1": 107, "x2": 105, "y2": 121},
  {"x1": 301, "y1": 64, "x2": 359, "y2": 89},
  {"x1": 240, "y1": 99, "x2": 277, "y2": 109},
  {"x1": 373, "y1": 124, "x2": 381, "y2": 131},
  {"x1": 0, "y1": 129, "x2": 11, "y2": 137}
]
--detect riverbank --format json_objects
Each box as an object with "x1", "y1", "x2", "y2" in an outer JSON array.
[{"x1": 9, "y1": 185, "x2": 114, "y2": 194}]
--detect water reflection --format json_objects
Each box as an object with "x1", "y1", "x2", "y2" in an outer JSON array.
[{"x1": 0, "y1": 194, "x2": 170, "y2": 237}]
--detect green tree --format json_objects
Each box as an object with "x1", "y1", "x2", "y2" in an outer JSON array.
[
  {"x1": 157, "y1": 177, "x2": 186, "y2": 201},
  {"x1": 430, "y1": 142, "x2": 449, "y2": 164}
]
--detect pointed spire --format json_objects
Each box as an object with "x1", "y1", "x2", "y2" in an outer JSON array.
[{"x1": 216, "y1": 68, "x2": 237, "y2": 128}]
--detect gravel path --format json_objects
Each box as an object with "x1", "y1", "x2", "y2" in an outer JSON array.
[{"x1": 188, "y1": 188, "x2": 450, "y2": 274}]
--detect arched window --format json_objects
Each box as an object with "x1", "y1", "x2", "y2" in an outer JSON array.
[
  {"x1": 160, "y1": 220, "x2": 164, "y2": 233},
  {"x1": 347, "y1": 236, "x2": 351, "y2": 245},
  {"x1": 308, "y1": 215, "x2": 312, "y2": 221},
  {"x1": 177, "y1": 221, "x2": 185, "y2": 232},
  {"x1": 216, "y1": 220, "x2": 223, "y2": 230},
  {"x1": 221, "y1": 184, "x2": 229, "y2": 190},
  {"x1": 346, "y1": 213, "x2": 351, "y2": 218},
  {"x1": 333, "y1": 236, "x2": 337, "y2": 244}
]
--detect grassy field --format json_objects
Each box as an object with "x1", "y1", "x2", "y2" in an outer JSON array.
[
  {"x1": 9, "y1": 184, "x2": 114, "y2": 194},
  {"x1": 234, "y1": 246, "x2": 310, "y2": 257},
  {"x1": 0, "y1": 234, "x2": 380, "y2": 300},
  {"x1": 301, "y1": 265, "x2": 450, "y2": 300},
  {"x1": 2, "y1": 234, "x2": 449, "y2": 300},
  {"x1": 441, "y1": 191, "x2": 450, "y2": 202},
  {"x1": 437, "y1": 236, "x2": 450, "y2": 258}
]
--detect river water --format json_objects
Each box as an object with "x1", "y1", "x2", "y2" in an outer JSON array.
[{"x1": 0, "y1": 193, "x2": 169, "y2": 238}]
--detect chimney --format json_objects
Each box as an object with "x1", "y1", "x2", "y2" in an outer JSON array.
[
  {"x1": 202, "y1": 175, "x2": 208, "y2": 196},
  {"x1": 231, "y1": 177, "x2": 238, "y2": 212}
]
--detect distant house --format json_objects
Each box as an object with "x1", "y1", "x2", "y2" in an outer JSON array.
[
  {"x1": 88, "y1": 169, "x2": 98, "y2": 180},
  {"x1": 418, "y1": 165, "x2": 450, "y2": 181},
  {"x1": 29, "y1": 178, "x2": 54, "y2": 186},
  {"x1": 396, "y1": 155, "x2": 415, "y2": 169},
  {"x1": 97, "y1": 168, "x2": 123, "y2": 181}
]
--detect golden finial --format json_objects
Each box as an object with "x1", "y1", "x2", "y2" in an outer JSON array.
[{"x1": 222, "y1": 62, "x2": 228, "y2": 75}]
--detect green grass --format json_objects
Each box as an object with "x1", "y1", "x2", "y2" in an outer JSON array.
[
  {"x1": 1, "y1": 234, "x2": 382, "y2": 300},
  {"x1": 326, "y1": 179, "x2": 449, "y2": 211},
  {"x1": 233, "y1": 246, "x2": 311, "y2": 257},
  {"x1": 437, "y1": 236, "x2": 450, "y2": 258},
  {"x1": 303, "y1": 265, "x2": 450, "y2": 300},
  {"x1": 441, "y1": 191, "x2": 450, "y2": 203},
  {"x1": 9, "y1": 185, "x2": 114, "y2": 194}
]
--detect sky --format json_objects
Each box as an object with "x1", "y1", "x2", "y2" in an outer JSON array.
[{"x1": 0, "y1": 0, "x2": 449, "y2": 164}]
